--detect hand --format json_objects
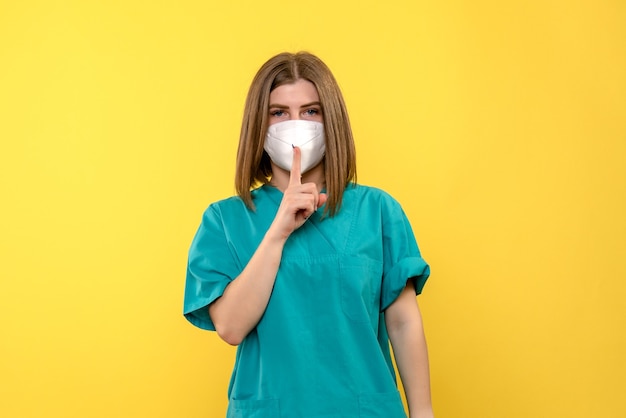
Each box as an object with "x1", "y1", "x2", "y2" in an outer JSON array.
[{"x1": 269, "y1": 146, "x2": 327, "y2": 240}]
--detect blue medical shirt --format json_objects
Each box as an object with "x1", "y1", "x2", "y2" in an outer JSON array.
[{"x1": 184, "y1": 184, "x2": 430, "y2": 418}]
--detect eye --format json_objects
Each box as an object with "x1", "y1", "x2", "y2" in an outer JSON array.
[
  {"x1": 270, "y1": 109, "x2": 285, "y2": 117},
  {"x1": 303, "y1": 108, "x2": 320, "y2": 116}
]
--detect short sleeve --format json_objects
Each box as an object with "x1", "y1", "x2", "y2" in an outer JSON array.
[
  {"x1": 380, "y1": 196, "x2": 430, "y2": 311},
  {"x1": 183, "y1": 204, "x2": 241, "y2": 331}
]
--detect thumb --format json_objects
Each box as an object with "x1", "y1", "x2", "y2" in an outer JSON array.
[{"x1": 318, "y1": 193, "x2": 328, "y2": 208}]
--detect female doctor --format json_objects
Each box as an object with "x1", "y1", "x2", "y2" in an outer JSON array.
[{"x1": 184, "y1": 51, "x2": 433, "y2": 418}]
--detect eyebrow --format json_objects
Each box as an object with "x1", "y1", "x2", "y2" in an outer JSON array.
[{"x1": 268, "y1": 101, "x2": 322, "y2": 109}]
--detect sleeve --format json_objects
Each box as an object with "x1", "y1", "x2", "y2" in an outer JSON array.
[
  {"x1": 183, "y1": 204, "x2": 241, "y2": 331},
  {"x1": 380, "y1": 195, "x2": 431, "y2": 311}
]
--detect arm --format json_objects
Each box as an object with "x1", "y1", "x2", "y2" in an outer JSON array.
[
  {"x1": 385, "y1": 282, "x2": 434, "y2": 418},
  {"x1": 208, "y1": 226, "x2": 286, "y2": 346},
  {"x1": 209, "y1": 147, "x2": 326, "y2": 345}
]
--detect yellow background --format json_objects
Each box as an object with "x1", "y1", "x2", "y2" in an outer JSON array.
[{"x1": 1, "y1": 0, "x2": 625, "y2": 417}]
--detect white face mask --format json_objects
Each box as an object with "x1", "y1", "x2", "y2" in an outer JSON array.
[{"x1": 264, "y1": 120, "x2": 326, "y2": 173}]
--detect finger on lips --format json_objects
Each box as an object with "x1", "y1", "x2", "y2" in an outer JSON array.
[
  {"x1": 289, "y1": 146, "x2": 320, "y2": 221},
  {"x1": 289, "y1": 146, "x2": 302, "y2": 186}
]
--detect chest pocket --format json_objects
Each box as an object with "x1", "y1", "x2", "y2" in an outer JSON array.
[{"x1": 339, "y1": 257, "x2": 383, "y2": 322}]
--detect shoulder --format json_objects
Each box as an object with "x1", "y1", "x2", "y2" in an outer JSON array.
[
  {"x1": 203, "y1": 195, "x2": 245, "y2": 216},
  {"x1": 200, "y1": 185, "x2": 275, "y2": 223},
  {"x1": 338, "y1": 184, "x2": 408, "y2": 225},
  {"x1": 344, "y1": 183, "x2": 403, "y2": 209}
]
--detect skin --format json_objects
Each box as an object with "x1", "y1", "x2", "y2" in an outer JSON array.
[
  {"x1": 267, "y1": 78, "x2": 326, "y2": 189},
  {"x1": 209, "y1": 80, "x2": 326, "y2": 346},
  {"x1": 209, "y1": 79, "x2": 433, "y2": 417},
  {"x1": 386, "y1": 285, "x2": 435, "y2": 418}
]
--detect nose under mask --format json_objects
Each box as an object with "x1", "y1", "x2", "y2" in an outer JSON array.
[{"x1": 264, "y1": 120, "x2": 326, "y2": 173}]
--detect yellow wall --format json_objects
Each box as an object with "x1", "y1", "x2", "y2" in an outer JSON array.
[{"x1": 1, "y1": 1, "x2": 624, "y2": 417}]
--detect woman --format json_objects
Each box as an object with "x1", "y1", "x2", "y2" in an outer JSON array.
[{"x1": 184, "y1": 52, "x2": 433, "y2": 417}]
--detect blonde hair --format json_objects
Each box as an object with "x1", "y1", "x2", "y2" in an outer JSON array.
[{"x1": 235, "y1": 52, "x2": 356, "y2": 216}]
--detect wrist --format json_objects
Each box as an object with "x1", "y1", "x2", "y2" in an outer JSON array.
[
  {"x1": 264, "y1": 223, "x2": 290, "y2": 245},
  {"x1": 409, "y1": 407, "x2": 434, "y2": 418}
]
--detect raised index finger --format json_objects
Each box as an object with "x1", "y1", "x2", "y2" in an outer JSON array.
[{"x1": 289, "y1": 146, "x2": 302, "y2": 186}]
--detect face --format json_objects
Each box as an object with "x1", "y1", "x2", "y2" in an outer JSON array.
[{"x1": 268, "y1": 79, "x2": 323, "y2": 126}]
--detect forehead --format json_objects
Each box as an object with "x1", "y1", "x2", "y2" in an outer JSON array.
[{"x1": 269, "y1": 79, "x2": 319, "y2": 104}]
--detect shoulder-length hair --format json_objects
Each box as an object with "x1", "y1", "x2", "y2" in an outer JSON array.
[{"x1": 235, "y1": 51, "x2": 356, "y2": 216}]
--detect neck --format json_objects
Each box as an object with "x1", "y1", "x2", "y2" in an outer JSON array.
[{"x1": 270, "y1": 162, "x2": 326, "y2": 192}]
